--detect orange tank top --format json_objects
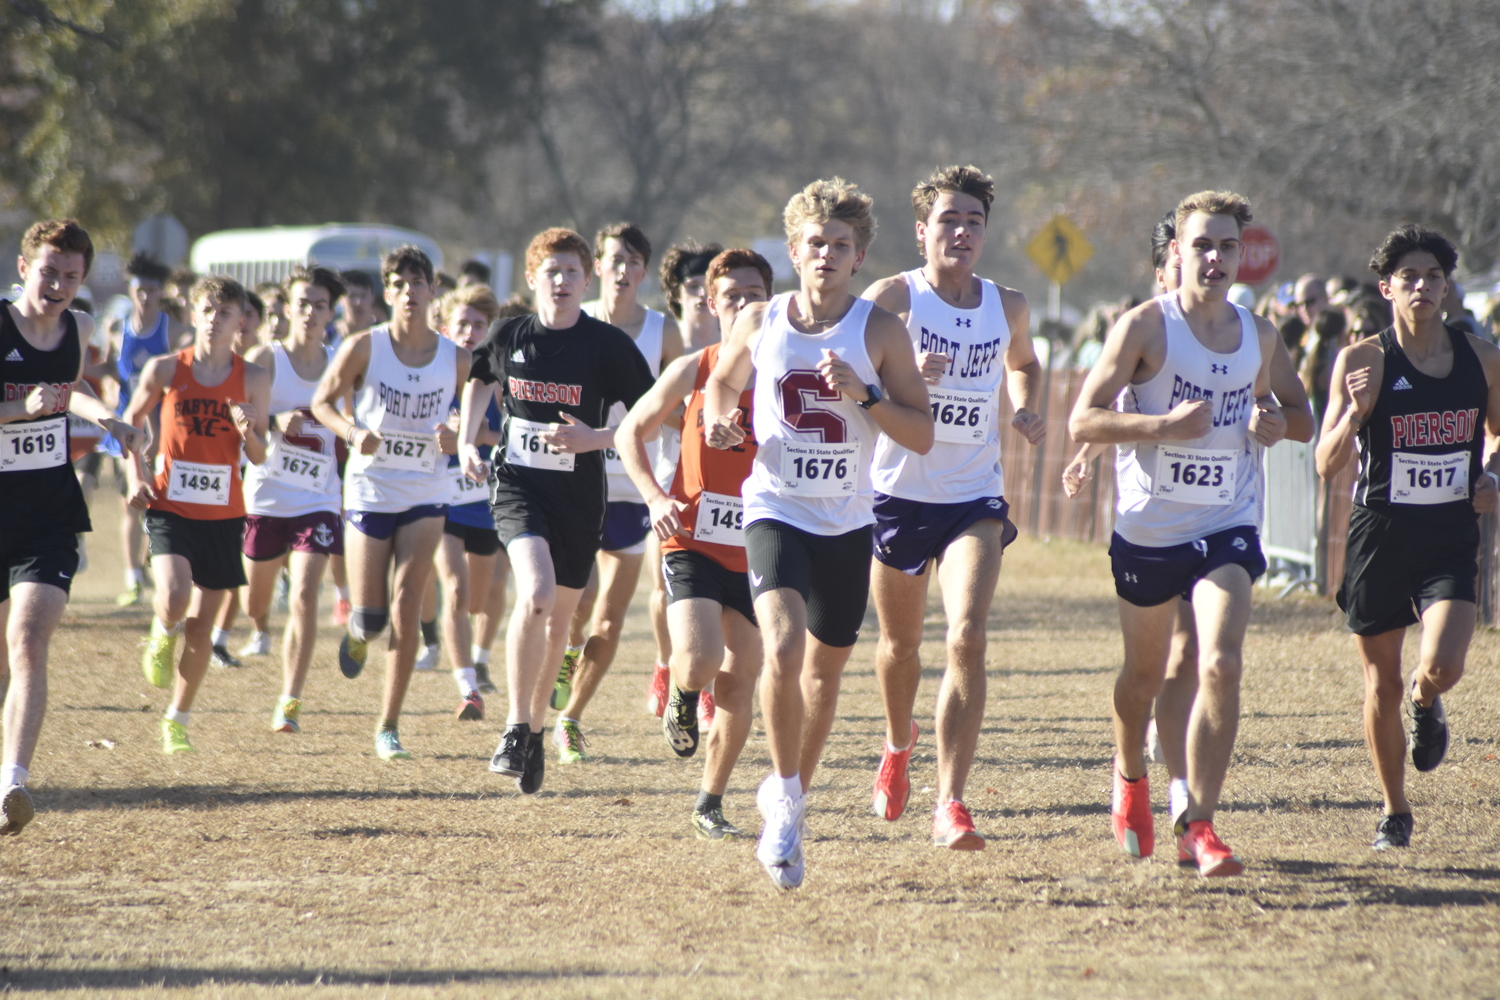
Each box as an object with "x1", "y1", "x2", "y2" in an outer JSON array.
[
  {"x1": 662, "y1": 344, "x2": 757, "y2": 573},
  {"x1": 150, "y1": 348, "x2": 247, "y2": 519}
]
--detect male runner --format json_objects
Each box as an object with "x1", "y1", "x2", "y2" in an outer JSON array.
[
  {"x1": 239, "y1": 266, "x2": 346, "y2": 733},
  {"x1": 125, "y1": 277, "x2": 271, "y2": 754},
  {"x1": 311, "y1": 246, "x2": 468, "y2": 761},
  {"x1": 1316, "y1": 225, "x2": 1500, "y2": 849},
  {"x1": 460, "y1": 227, "x2": 654, "y2": 794},
  {"x1": 334, "y1": 270, "x2": 378, "y2": 346},
  {"x1": 1, "y1": 219, "x2": 143, "y2": 834},
  {"x1": 548, "y1": 223, "x2": 682, "y2": 760},
  {"x1": 705, "y1": 178, "x2": 933, "y2": 888},
  {"x1": 1069, "y1": 190, "x2": 1292, "y2": 876},
  {"x1": 617, "y1": 248, "x2": 771, "y2": 838},
  {"x1": 1064, "y1": 211, "x2": 1313, "y2": 838},
  {"x1": 861, "y1": 165, "x2": 1045, "y2": 850}
]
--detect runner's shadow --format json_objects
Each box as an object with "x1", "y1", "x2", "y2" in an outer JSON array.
[{"x1": 0, "y1": 966, "x2": 655, "y2": 991}]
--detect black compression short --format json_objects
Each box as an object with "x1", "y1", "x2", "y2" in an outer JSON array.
[{"x1": 744, "y1": 519, "x2": 871, "y2": 648}]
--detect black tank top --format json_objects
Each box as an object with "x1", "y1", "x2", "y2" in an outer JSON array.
[
  {"x1": 0, "y1": 301, "x2": 91, "y2": 535},
  {"x1": 1354, "y1": 324, "x2": 1486, "y2": 524}
]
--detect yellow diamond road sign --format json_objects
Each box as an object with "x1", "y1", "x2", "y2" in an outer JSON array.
[{"x1": 1026, "y1": 215, "x2": 1094, "y2": 285}]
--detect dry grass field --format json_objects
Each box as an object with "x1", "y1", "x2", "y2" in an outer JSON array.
[{"x1": 2, "y1": 490, "x2": 1498, "y2": 998}]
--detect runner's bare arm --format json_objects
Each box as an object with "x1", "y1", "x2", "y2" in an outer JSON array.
[
  {"x1": 660, "y1": 314, "x2": 685, "y2": 369},
  {"x1": 861, "y1": 275, "x2": 912, "y2": 324},
  {"x1": 311, "y1": 332, "x2": 378, "y2": 455},
  {"x1": 1266, "y1": 324, "x2": 1314, "y2": 443},
  {"x1": 1062, "y1": 442, "x2": 1109, "y2": 498},
  {"x1": 839, "y1": 306, "x2": 933, "y2": 455},
  {"x1": 1070, "y1": 305, "x2": 1208, "y2": 444},
  {"x1": 704, "y1": 301, "x2": 766, "y2": 449},
  {"x1": 1314, "y1": 337, "x2": 1383, "y2": 480},
  {"x1": 433, "y1": 348, "x2": 473, "y2": 456},
  {"x1": 67, "y1": 381, "x2": 143, "y2": 454},
  {"x1": 458, "y1": 375, "x2": 498, "y2": 482},
  {"x1": 1248, "y1": 319, "x2": 1287, "y2": 447},
  {"x1": 618, "y1": 351, "x2": 700, "y2": 538},
  {"x1": 1470, "y1": 335, "x2": 1500, "y2": 514},
  {"x1": 121, "y1": 354, "x2": 177, "y2": 507},
  {"x1": 1001, "y1": 289, "x2": 1044, "y2": 444},
  {"x1": 232, "y1": 362, "x2": 272, "y2": 465}
]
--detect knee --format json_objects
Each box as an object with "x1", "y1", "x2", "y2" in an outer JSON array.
[
  {"x1": 945, "y1": 620, "x2": 987, "y2": 662},
  {"x1": 592, "y1": 611, "x2": 627, "y2": 643},
  {"x1": 350, "y1": 606, "x2": 389, "y2": 642},
  {"x1": 1198, "y1": 649, "x2": 1243, "y2": 688},
  {"x1": 1423, "y1": 658, "x2": 1465, "y2": 691},
  {"x1": 878, "y1": 631, "x2": 921, "y2": 665}
]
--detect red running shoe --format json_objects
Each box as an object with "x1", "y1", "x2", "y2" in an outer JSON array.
[
  {"x1": 701, "y1": 687, "x2": 716, "y2": 726},
  {"x1": 932, "y1": 800, "x2": 985, "y2": 851},
  {"x1": 331, "y1": 597, "x2": 351, "y2": 626},
  {"x1": 1180, "y1": 820, "x2": 1243, "y2": 877},
  {"x1": 1111, "y1": 768, "x2": 1154, "y2": 858},
  {"x1": 872, "y1": 720, "x2": 919, "y2": 821},
  {"x1": 646, "y1": 663, "x2": 670, "y2": 717},
  {"x1": 455, "y1": 691, "x2": 484, "y2": 721}
]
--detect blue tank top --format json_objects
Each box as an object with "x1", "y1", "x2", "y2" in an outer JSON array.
[{"x1": 104, "y1": 311, "x2": 171, "y2": 457}]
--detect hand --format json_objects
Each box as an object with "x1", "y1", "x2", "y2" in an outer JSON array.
[
  {"x1": 1248, "y1": 399, "x2": 1287, "y2": 447},
  {"x1": 1062, "y1": 456, "x2": 1092, "y2": 499},
  {"x1": 646, "y1": 494, "x2": 689, "y2": 540},
  {"x1": 435, "y1": 421, "x2": 458, "y2": 456},
  {"x1": 1157, "y1": 398, "x2": 1213, "y2": 440},
  {"x1": 919, "y1": 351, "x2": 950, "y2": 385},
  {"x1": 816, "y1": 349, "x2": 868, "y2": 402},
  {"x1": 102, "y1": 418, "x2": 145, "y2": 456},
  {"x1": 460, "y1": 443, "x2": 490, "y2": 484},
  {"x1": 229, "y1": 402, "x2": 256, "y2": 439},
  {"x1": 126, "y1": 477, "x2": 156, "y2": 511},
  {"x1": 1475, "y1": 471, "x2": 1499, "y2": 515},
  {"x1": 539, "y1": 413, "x2": 594, "y2": 454},
  {"x1": 352, "y1": 427, "x2": 381, "y2": 455},
  {"x1": 1346, "y1": 366, "x2": 1374, "y2": 423},
  {"x1": 706, "y1": 413, "x2": 746, "y2": 450},
  {"x1": 25, "y1": 383, "x2": 61, "y2": 417},
  {"x1": 278, "y1": 410, "x2": 305, "y2": 437},
  {"x1": 1012, "y1": 408, "x2": 1045, "y2": 445}
]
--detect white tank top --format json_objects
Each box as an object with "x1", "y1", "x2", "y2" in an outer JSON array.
[
  {"x1": 743, "y1": 293, "x2": 881, "y2": 535},
  {"x1": 344, "y1": 327, "x2": 457, "y2": 512},
  {"x1": 872, "y1": 269, "x2": 1009, "y2": 503},
  {"x1": 1114, "y1": 293, "x2": 1262, "y2": 547},
  {"x1": 245, "y1": 341, "x2": 341, "y2": 517},
  {"x1": 584, "y1": 302, "x2": 666, "y2": 502}
]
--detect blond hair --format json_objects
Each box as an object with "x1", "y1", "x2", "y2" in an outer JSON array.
[
  {"x1": 1173, "y1": 190, "x2": 1253, "y2": 233},
  {"x1": 783, "y1": 177, "x2": 877, "y2": 253},
  {"x1": 443, "y1": 283, "x2": 501, "y2": 327}
]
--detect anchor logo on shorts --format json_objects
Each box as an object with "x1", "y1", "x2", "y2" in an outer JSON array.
[
  {"x1": 1231, "y1": 536, "x2": 1247, "y2": 551},
  {"x1": 314, "y1": 523, "x2": 336, "y2": 548}
]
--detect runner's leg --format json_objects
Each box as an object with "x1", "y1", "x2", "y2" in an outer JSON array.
[
  {"x1": 1355, "y1": 628, "x2": 1408, "y2": 815},
  {"x1": 379, "y1": 516, "x2": 444, "y2": 725},
  {"x1": 932, "y1": 520, "x2": 1005, "y2": 804},
  {"x1": 281, "y1": 550, "x2": 328, "y2": 700},
  {"x1": 700, "y1": 608, "x2": 762, "y2": 797},
  {"x1": 872, "y1": 560, "x2": 928, "y2": 749},
  {"x1": 170, "y1": 585, "x2": 230, "y2": 713},
  {"x1": 1155, "y1": 599, "x2": 1198, "y2": 779},
  {"x1": 2, "y1": 584, "x2": 68, "y2": 776},
  {"x1": 756, "y1": 588, "x2": 809, "y2": 780},
  {"x1": 560, "y1": 549, "x2": 645, "y2": 720},
  {"x1": 1183, "y1": 563, "x2": 1254, "y2": 822},
  {"x1": 1114, "y1": 599, "x2": 1177, "y2": 780}
]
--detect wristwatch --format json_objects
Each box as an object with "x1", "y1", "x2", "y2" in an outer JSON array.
[{"x1": 857, "y1": 383, "x2": 883, "y2": 409}]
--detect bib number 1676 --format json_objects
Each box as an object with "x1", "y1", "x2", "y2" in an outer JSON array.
[{"x1": 789, "y1": 455, "x2": 847, "y2": 481}]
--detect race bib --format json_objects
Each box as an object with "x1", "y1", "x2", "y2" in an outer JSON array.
[
  {"x1": 1152, "y1": 446, "x2": 1238, "y2": 505},
  {"x1": 450, "y1": 467, "x2": 490, "y2": 505},
  {"x1": 693, "y1": 491, "x2": 745, "y2": 546},
  {"x1": 67, "y1": 413, "x2": 103, "y2": 440},
  {"x1": 166, "y1": 459, "x2": 231, "y2": 506},
  {"x1": 0, "y1": 417, "x2": 67, "y2": 471},
  {"x1": 780, "y1": 441, "x2": 859, "y2": 497},
  {"x1": 1391, "y1": 450, "x2": 1469, "y2": 505},
  {"x1": 506, "y1": 417, "x2": 574, "y2": 472},
  {"x1": 265, "y1": 437, "x2": 334, "y2": 493},
  {"x1": 371, "y1": 429, "x2": 437, "y2": 473},
  {"x1": 603, "y1": 444, "x2": 626, "y2": 478},
  {"x1": 929, "y1": 386, "x2": 994, "y2": 445}
]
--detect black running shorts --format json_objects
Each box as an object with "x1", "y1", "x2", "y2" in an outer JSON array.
[
  {"x1": 744, "y1": 519, "x2": 871, "y2": 648},
  {"x1": 145, "y1": 510, "x2": 248, "y2": 591},
  {"x1": 0, "y1": 530, "x2": 79, "y2": 603},
  {"x1": 491, "y1": 499, "x2": 599, "y2": 590},
  {"x1": 1337, "y1": 505, "x2": 1479, "y2": 636},
  {"x1": 662, "y1": 548, "x2": 757, "y2": 626},
  {"x1": 444, "y1": 519, "x2": 502, "y2": 557}
]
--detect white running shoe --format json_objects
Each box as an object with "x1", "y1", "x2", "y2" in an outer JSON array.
[
  {"x1": 414, "y1": 643, "x2": 441, "y2": 672},
  {"x1": 238, "y1": 631, "x2": 272, "y2": 658},
  {"x1": 1146, "y1": 718, "x2": 1164, "y2": 765},
  {"x1": 756, "y1": 774, "x2": 808, "y2": 890}
]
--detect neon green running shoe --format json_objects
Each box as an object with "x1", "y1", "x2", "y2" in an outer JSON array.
[
  {"x1": 142, "y1": 629, "x2": 178, "y2": 689},
  {"x1": 116, "y1": 581, "x2": 142, "y2": 607},
  {"x1": 375, "y1": 728, "x2": 411, "y2": 761},
  {"x1": 161, "y1": 719, "x2": 193, "y2": 755},
  {"x1": 272, "y1": 697, "x2": 301, "y2": 734},
  {"x1": 553, "y1": 718, "x2": 589, "y2": 763},
  {"x1": 551, "y1": 646, "x2": 581, "y2": 710},
  {"x1": 338, "y1": 633, "x2": 368, "y2": 679}
]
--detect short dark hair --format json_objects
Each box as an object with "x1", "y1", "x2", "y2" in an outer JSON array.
[
  {"x1": 286, "y1": 265, "x2": 345, "y2": 306},
  {"x1": 381, "y1": 245, "x2": 434, "y2": 286},
  {"x1": 459, "y1": 259, "x2": 491, "y2": 284},
  {"x1": 341, "y1": 268, "x2": 375, "y2": 292},
  {"x1": 496, "y1": 293, "x2": 534, "y2": 320},
  {"x1": 594, "y1": 222, "x2": 652, "y2": 267},
  {"x1": 190, "y1": 275, "x2": 249, "y2": 311},
  {"x1": 1368, "y1": 224, "x2": 1459, "y2": 279},
  {"x1": 169, "y1": 267, "x2": 197, "y2": 291},
  {"x1": 1150, "y1": 212, "x2": 1176, "y2": 271},
  {"x1": 244, "y1": 290, "x2": 265, "y2": 320},
  {"x1": 912, "y1": 165, "x2": 995, "y2": 223},
  {"x1": 127, "y1": 250, "x2": 171, "y2": 285},
  {"x1": 659, "y1": 240, "x2": 724, "y2": 317},
  {"x1": 255, "y1": 281, "x2": 288, "y2": 308},
  {"x1": 22, "y1": 219, "x2": 94, "y2": 276},
  {"x1": 706, "y1": 249, "x2": 775, "y2": 298}
]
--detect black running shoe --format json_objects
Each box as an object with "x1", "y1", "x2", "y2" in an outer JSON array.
[
  {"x1": 1409, "y1": 695, "x2": 1449, "y2": 772},
  {"x1": 518, "y1": 731, "x2": 545, "y2": 794},
  {"x1": 474, "y1": 663, "x2": 498, "y2": 694},
  {"x1": 663, "y1": 686, "x2": 699, "y2": 758},
  {"x1": 210, "y1": 644, "x2": 243, "y2": 669},
  {"x1": 692, "y1": 806, "x2": 744, "y2": 840},
  {"x1": 489, "y1": 725, "x2": 528, "y2": 777},
  {"x1": 1372, "y1": 812, "x2": 1413, "y2": 850}
]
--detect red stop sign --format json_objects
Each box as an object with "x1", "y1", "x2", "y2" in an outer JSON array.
[{"x1": 1237, "y1": 224, "x2": 1280, "y2": 286}]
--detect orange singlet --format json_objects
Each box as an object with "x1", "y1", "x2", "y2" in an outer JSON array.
[
  {"x1": 662, "y1": 343, "x2": 757, "y2": 573},
  {"x1": 149, "y1": 348, "x2": 247, "y2": 520}
]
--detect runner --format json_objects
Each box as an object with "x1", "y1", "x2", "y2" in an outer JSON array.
[
  {"x1": 861, "y1": 165, "x2": 1046, "y2": 850},
  {"x1": 1069, "y1": 190, "x2": 1292, "y2": 876},
  {"x1": 310, "y1": 246, "x2": 467, "y2": 761},
  {"x1": 1064, "y1": 211, "x2": 1313, "y2": 840},
  {"x1": 239, "y1": 266, "x2": 346, "y2": 733},
  {"x1": 548, "y1": 223, "x2": 682, "y2": 759},
  {"x1": 616, "y1": 247, "x2": 771, "y2": 838},
  {"x1": 459, "y1": 227, "x2": 654, "y2": 794},
  {"x1": 1315, "y1": 224, "x2": 1500, "y2": 849},
  {"x1": 1, "y1": 219, "x2": 143, "y2": 834},
  {"x1": 704, "y1": 178, "x2": 934, "y2": 888},
  {"x1": 124, "y1": 276, "x2": 271, "y2": 754}
]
